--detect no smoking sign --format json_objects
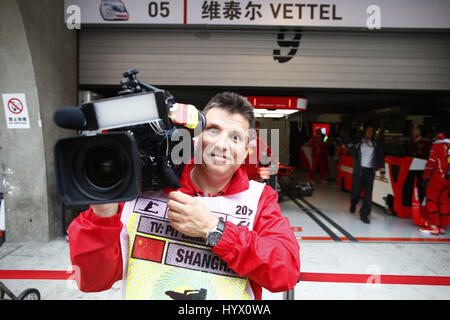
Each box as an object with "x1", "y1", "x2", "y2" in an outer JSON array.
[
  {"x1": 7, "y1": 98, "x2": 24, "y2": 114},
  {"x1": 2, "y1": 93, "x2": 30, "y2": 129}
]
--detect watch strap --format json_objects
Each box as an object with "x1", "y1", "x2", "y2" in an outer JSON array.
[
  {"x1": 216, "y1": 219, "x2": 225, "y2": 233},
  {"x1": 206, "y1": 219, "x2": 225, "y2": 247}
]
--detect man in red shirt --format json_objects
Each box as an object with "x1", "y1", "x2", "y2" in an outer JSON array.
[
  {"x1": 419, "y1": 129, "x2": 450, "y2": 235},
  {"x1": 68, "y1": 92, "x2": 300, "y2": 300},
  {"x1": 243, "y1": 121, "x2": 275, "y2": 182},
  {"x1": 306, "y1": 128, "x2": 327, "y2": 183}
]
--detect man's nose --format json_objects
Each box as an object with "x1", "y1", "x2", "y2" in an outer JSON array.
[{"x1": 211, "y1": 132, "x2": 231, "y2": 153}]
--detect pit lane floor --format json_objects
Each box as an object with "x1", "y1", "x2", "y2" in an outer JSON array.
[{"x1": 0, "y1": 176, "x2": 449, "y2": 300}]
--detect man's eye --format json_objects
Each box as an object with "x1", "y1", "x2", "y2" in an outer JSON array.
[
  {"x1": 232, "y1": 135, "x2": 241, "y2": 142},
  {"x1": 206, "y1": 128, "x2": 219, "y2": 135}
]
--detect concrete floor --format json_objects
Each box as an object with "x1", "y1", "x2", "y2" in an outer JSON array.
[
  {"x1": 1, "y1": 173, "x2": 449, "y2": 300},
  {"x1": 1, "y1": 238, "x2": 449, "y2": 300}
]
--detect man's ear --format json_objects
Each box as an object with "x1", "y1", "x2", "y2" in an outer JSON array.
[
  {"x1": 245, "y1": 135, "x2": 251, "y2": 153},
  {"x1": 247, "y1": 128, "x2": 257, "y2": 146},
  {"x1": 240, "y1": 138, "x2": 250, "y2": 165}
]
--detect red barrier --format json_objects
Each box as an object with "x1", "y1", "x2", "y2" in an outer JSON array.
[
  {"x1": 387, "y1": 156, "x2": 414, "y2": 218},
  {"x1": 300, "y1": 272, "x2": 450, "y2": 286},
  {"x1": 1, "y1": 270, "x2": 449, "y2": 286},
  {"x1": 337, "y1": 154, "x2": 354, "y2": 191},
  {"x1": 0, "y1": 270, "x2": 73, "y2": 280}
]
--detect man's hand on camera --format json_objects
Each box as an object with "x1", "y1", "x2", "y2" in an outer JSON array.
[
  {"x1": 91, "y1": 203, "x2": 119, "y2": 218},
  {"x1": 167, "y1": 191, "x2": 219, "y2": 239}
]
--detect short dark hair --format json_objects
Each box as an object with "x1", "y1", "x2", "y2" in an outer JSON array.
[{"x1": 202, "y1": 92, "x2": 255, "y2": 130}]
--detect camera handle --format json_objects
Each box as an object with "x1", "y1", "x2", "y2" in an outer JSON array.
[
  {"x1": 119, "y1": 68, "x2": 176, "y2": 108},
  {"x1": 118, "y1": 68, "x2": 163, "y2": 94}
]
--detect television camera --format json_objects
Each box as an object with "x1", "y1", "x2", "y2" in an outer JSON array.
[{"x1": 53, "y1": 69, "x2": 205, "y2": 206}]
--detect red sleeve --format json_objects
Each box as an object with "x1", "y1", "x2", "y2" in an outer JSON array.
[
  {"x1": 423, "y1": 144, "x2": 438, "y2": 180},
  {"x1": 212, "y1": 185, "x2": 300, "y2": 292},
  {"x1": 67, "y1": 203, "x2": 125, "y2": 292}
]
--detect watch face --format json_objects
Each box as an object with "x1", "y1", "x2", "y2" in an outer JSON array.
[{"x1": 207, "y1": 231, "x2": 222, "y2": 247}]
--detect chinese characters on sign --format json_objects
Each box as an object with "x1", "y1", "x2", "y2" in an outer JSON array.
[
  {"x1": 202, "y1": 1, "x2": 263, "y2": 21},
  {"x1": 199, "y1": 1, "x2": 342, "y2": 22}
]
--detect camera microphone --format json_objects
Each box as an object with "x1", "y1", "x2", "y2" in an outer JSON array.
[{"x1": 54, "y1": 107, "x2": 87, "y2": 130}]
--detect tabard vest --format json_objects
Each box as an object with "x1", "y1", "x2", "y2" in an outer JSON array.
[{"x1": 119, "y1": 180, "x2": 265, "y2": 300}]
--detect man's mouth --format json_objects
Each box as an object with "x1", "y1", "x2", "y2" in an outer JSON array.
[
  {"x1": 211, "y1": 152, "x2": 229, "y2": 160},
  {"x1": 209, "y1": 152, "x2": 234, "y2": 164}
]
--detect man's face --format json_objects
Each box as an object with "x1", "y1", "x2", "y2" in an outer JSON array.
[
  {"x1": 364, "y1": 126, "x2": 374, "y2": 140},
  {"x1": 195, "y1": 107, "x2": 250, "y2": 177}
]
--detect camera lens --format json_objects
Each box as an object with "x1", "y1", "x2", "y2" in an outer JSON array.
[
  {"x1": 54, "y1": 132, "x2": 140, "y2": 205},
  {"x1": 71, "y1": 133, "x2": 138, "y2": 201},
  {"x1": 84, "y1": 148, "x2": 122, "y2": 189}
]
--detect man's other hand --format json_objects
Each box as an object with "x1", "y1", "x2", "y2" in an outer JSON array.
[{"x1": 167, "y1": 191, "x2": 219, "y2": 239}]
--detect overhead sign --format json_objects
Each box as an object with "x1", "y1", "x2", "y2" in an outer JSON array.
[
  {"x1": 65, "y1": 0, "x2": 450, "y2": 29},
  {"x1": 246, "y1": 96, "x2": 307, "y2": 118},
  {"x1": 2, "y1": 94, "x2": 30, "y2": 129},
  {"x1": 246, "y1": 96, "x2": 307, "y2": 110}
]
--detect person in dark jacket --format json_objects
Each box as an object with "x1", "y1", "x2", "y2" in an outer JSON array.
[{"x1": 348, "y1": 124, "x2": 385, "y2": 224}]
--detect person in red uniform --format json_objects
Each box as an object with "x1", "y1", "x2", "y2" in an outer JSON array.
[
  {"x1": 306, "y1": 128, "x2": 327, "y2": 183},
  {"x1": 410, "y1": 124, "x2": 432, "y2": 159},
  {"x1": 243, "y1": 121, "x2": 273, "y2": 181},
  {"x1": 67, "y1": 92, "x2": 300, "y2": 299},
  {"x1": 419, "y1": 128, "x2": 450, "y2": 235}
]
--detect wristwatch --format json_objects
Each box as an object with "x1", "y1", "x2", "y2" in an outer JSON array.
[{"x1": 206, "y1": 219, "x2": 226, "y2": 247}]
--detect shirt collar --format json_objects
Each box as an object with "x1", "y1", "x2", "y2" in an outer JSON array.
[
  {"x1": 361, "y1": 138, "x2": 375, "y2": 145},
  {"x1": 165, "y1": 163, "x2": 250, "y2": 197}
]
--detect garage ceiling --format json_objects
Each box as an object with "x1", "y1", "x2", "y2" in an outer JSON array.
[{"x1": 84, "y1": 85, "x2": 450, "y2": 117}]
